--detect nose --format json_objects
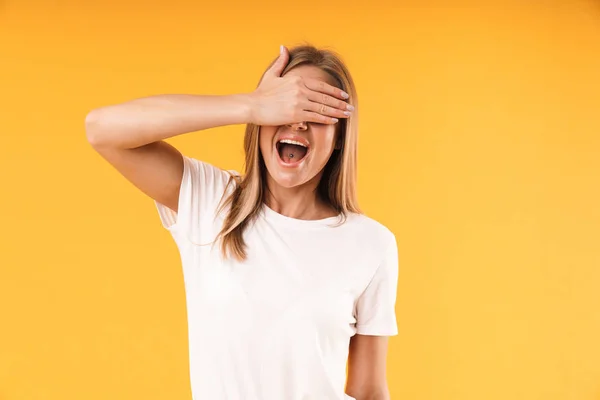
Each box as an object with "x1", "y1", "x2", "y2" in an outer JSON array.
[{"x1": 288, "y1": 121, "x2": 308, "y2": 131}]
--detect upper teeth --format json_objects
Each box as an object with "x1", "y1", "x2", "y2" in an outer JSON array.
[{"x1": 279, "y1": 139, "x2": 307, "y2": 147}]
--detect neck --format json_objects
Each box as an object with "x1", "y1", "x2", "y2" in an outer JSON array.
[{"x1": 264, "y1": 174, "x2": 335, "y2": 220}]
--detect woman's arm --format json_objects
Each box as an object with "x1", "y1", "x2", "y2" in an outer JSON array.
[
  {"x1": 346, "y1": 334, "x2": 391, "y2": 400},
  {"x1": 85, "y1": 94, "x2": 257, "y2": 213},
  {"x1": 84, "y1": 47, "x2": 351, "y2": 213},
  {"x1": 85, "y1": 94, "x2": 253, "y2": 149},
  {"x1": 85, "y1": 48, "x2": 350, "y2": 150}
]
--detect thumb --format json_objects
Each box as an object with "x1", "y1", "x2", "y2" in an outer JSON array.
[{"x1": 267, "y1": 45, "x2": 289, "y2": 77}]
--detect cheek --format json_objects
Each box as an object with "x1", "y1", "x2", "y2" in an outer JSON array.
[
  {"x1": 312, "y1": 130, "x2": 337, "y2": 157},
  {"x1": 259, "y1": 127, "x2": 277, "y2": 154}
]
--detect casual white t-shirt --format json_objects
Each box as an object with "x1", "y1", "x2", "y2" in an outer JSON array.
[{"x1": 154, "y1": 155, "x2": 399, "y2": 400}]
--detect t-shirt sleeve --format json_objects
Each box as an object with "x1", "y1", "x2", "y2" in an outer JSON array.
[
  {"x1": 154, "y1": 155, "x2": 232, "y2": 237},
  {"x1": 355, "y1": 234, "x2": 400, "y2": 336}
]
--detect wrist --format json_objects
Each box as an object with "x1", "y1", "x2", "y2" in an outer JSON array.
[{"x1": 231, "y1": 92, "x2": 256, "y2": 125}]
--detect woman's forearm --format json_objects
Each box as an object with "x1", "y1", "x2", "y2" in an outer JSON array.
[{"x1": 85, "y1": 93, "x2": 253, "y2": 149}]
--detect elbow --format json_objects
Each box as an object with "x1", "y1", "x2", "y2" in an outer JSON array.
[
  {"x1": 354, "y1": 395, "x2": 390, "y2": 400},
  {"x1": 85, "y1": 108, "x2": 106, "y2": 147},
  {"x1": 348, "y1": 387, "x2": 390, "y2": 400}
]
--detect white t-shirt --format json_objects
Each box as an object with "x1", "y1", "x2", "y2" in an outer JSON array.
[{"x1": 154, "y1": 155, "x2": 399, "y2": 400}]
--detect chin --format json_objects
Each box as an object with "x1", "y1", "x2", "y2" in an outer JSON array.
[
  {"x1": 264, "y1": 158, "x2": 313, "y2": 187},
  {"x1": 270, "y1": 172, "x2": 310, "y2": 189}
]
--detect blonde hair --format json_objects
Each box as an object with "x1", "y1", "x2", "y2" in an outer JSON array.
[{"x1": 216, "y1": 44, "x2": 361, "y2": 261}]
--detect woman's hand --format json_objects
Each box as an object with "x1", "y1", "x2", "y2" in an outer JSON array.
[{"x1": 248, "y1": 46, "x2": 354, "y2": 126}]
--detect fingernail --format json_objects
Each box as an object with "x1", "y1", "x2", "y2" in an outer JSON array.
[
  {"x1": 280, "y1": 45, "x2": 284, "y2": 55},
  {"x1": 341, "y1": 91, "x2": 349, "y2": 99},
  {"x1": 343, "y1": 111, "x2": 351, "y2": 116},
  {"x1": 346, "y1": 104, "x2": 355, "y2": 111},
  {"x1": 331, "y1": 118, "x2": 339, "y2": 123}
]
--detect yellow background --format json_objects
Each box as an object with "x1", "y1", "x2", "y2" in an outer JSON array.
[{"x1": 1, "y1": 1, "x2": 599, "y2": 399}]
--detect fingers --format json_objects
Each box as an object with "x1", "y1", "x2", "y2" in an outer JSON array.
[
  {"x1": 305, "y1": 90, "x2": 354, "y2": 113},
  {"x1": 303, "y1": 78, "x2": 350, "y2": 101},
  {"x1": 301, "y1": 111, "x2": 340, "y2": 125},
  {"x1": 303, "y1": 100, "x2": 351, "y2": 120},
  {"x1": 267, "y1": 45, "x2": 290, "y2": 78}
]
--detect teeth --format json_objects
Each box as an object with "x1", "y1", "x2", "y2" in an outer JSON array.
[{"x1": 279, "y1": 139, "x2": 307, "y2": 148}]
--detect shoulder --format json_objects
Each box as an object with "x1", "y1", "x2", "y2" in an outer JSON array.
[
  {"x1": 341, "y1": 212, "x2": 396, "y2": 252},
  {"x1": 178, "y1": 155, "x2": 241, "y2": 215},
  {"x1": 184, "y1": 156, "x2": 241, "y2": 189},
  {"x1": 345, "y1": 212, "x2": 395, "y2": 239},
  {"x1": 185, "y1": 155, "x2": 240, "y2": 177}
]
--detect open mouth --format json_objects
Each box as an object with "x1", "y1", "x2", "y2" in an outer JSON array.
[{"x1": 276, "y1": 139, "x2": 309, "y2": 164}]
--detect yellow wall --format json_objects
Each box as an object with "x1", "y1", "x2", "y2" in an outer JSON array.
[{"x1": 1, "y1": 1, "x2": 599, "y2": 399}]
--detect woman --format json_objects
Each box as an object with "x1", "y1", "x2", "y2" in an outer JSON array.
[{"x1": 86, "y1": 44, "x2": 399, "y2": 400}]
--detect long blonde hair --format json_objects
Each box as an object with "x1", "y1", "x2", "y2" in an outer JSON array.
[{"x1": 216, "y1": 44, "x2": 360, "y2": 261}]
